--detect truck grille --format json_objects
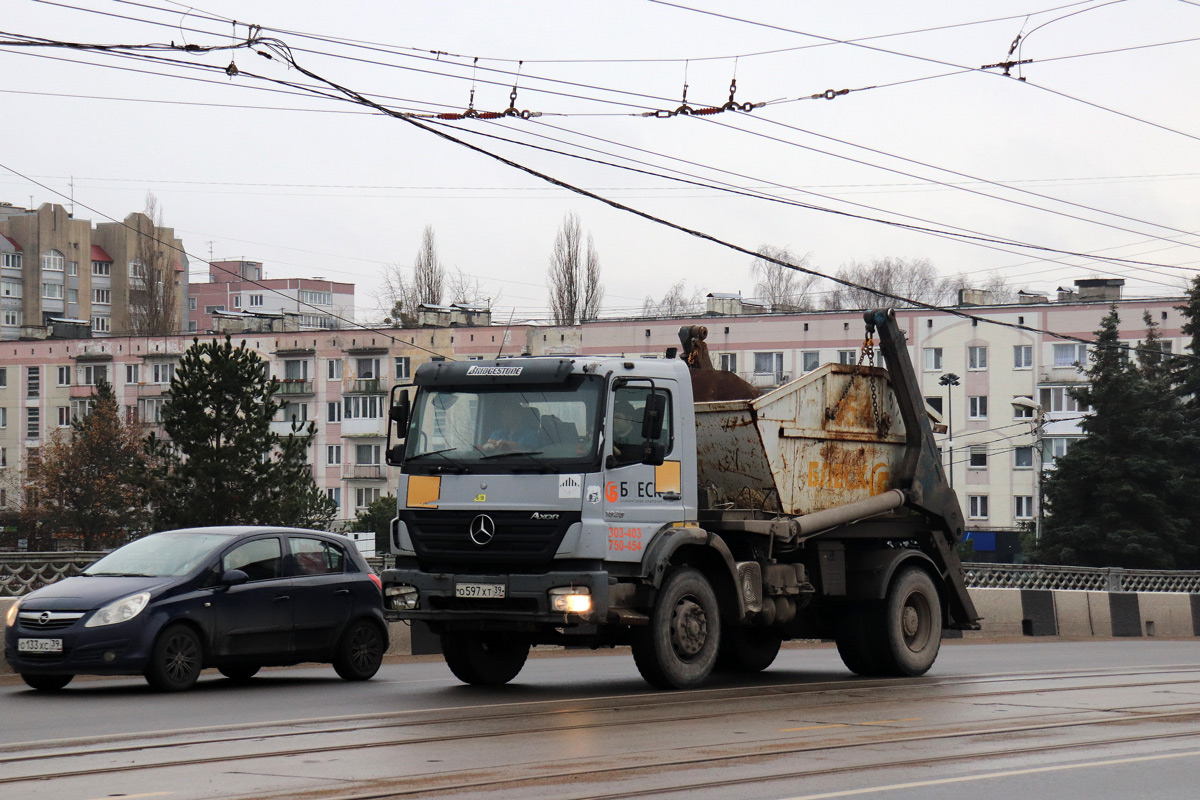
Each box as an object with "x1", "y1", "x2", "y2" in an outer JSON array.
[{"x1": 401, "y1": 509, "x2": 580, "y2": 572}]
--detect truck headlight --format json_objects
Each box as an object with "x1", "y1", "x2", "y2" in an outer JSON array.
[
  {"x1": 385, "y1": 584, "x2": 419, "y2": 611},
  {"x1": 549, "y1": 586, "x2": 591, "y2": 615},
  {"x1": 85, "y1": 592, "x2": 151, "y2": 628}
]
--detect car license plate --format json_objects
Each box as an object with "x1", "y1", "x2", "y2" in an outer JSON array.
[
  {"x1": 17, "y1": 638, "x2": 63, "y2": 653},
  {"x1": 455, "y1": 582, "x2": 506, "y2": 599}
]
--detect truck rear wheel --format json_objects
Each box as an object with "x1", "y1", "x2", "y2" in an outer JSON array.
[
  {"x1": 631, "y1": 567, "x2": 721, "y2": 690},
  {"x1": 877, "y1": 567, "x2": 942, "y2": 676},
  {"x1": 441, "y1": 633, "x2": 530, "y2": 686},
  {"x1": 716, "y1": 627, "x2": 782, "y2": 673},
  {"x1": 835, "y1": 602, "x2": 882, "y2": 676}
]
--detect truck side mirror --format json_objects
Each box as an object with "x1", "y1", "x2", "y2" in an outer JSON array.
[
  {"x1": 385, "y1": 387, "x2": 411, "y2": 467},
  {"x1": 641, "y1": 441, "x2": 666, "y2": 467},
  {"x1": 642, "y1": 392, "x2": 666, "y2": 440}
]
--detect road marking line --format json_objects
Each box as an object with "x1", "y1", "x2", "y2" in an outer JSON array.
[
  {"x1": 779, "y1": 724, "x2": 849, "y2": 732},
  {"x1": 85, "y1": 793, "x2": 172, "y2": 800},
  {"x1": 772, "y1": 748, "x2": 1200, "y2": 800},
  {"x1": 779, "y1": 718, "x2": 921, "y2": 732}
]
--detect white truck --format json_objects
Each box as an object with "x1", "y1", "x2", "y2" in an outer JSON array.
[{"x1": 381, "y1": 309, "x2": 979, "y2": 689}]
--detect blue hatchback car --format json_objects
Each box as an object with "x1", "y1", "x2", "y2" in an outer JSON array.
[{"x1": 4, "y1": 527, "x2": 388, "y2": 692}]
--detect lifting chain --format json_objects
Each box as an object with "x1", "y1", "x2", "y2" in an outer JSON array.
[{"x1": 826, "y1": 325, "x2": 887, "y2": 437}]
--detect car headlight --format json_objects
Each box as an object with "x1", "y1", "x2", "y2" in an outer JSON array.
[
  {"x1": 5, "y1": 600, "x2": 19, "y2": 628},
  {"x1": 85, "y1": 592, "x2": 151, "y2": 628}
]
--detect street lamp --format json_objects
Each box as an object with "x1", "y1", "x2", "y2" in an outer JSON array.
[
  {"x1": 1011, "y1": 396, "x2": 1045, "y2": 541},
  {"x1": 938, "y1": 372, "x2": 960, "y2": 488}
]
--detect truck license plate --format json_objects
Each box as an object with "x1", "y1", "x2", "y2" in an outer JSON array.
[
  {"x1": 455, "y1": 583, "x2": 506, "y2": 599},
  {"x1": 18, "y1": 638, "x2": 63, "y2": 653}
]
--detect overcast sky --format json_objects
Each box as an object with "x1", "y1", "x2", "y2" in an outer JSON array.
[{"x1": 2, "y1": 0, "x2": 1198, "y2": 323}]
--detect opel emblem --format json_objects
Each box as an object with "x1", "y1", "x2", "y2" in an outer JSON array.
[
  {"x1": 469, "y1": 514, "x2": 496, "y2": 547},
  {"x1": 38, "y1": 611, "x2": 51, "y2": 626}
]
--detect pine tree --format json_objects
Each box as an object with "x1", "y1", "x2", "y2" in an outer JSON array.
[
  {"x1": 1171, "y1": 276, "x2": 1200, "y2": 563},
  {"x1": 1035, "y1": 307, "x2": 1194, "y2": 567},
  {"x1": 22, "y1": 377, "x2": 149, "y2": 549},
  {"x1": 151, "y1": 336, "x2": 335, "y2": 529}
]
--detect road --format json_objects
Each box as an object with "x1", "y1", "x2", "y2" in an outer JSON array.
[{"x1": 4, "y1": 640, "x2": 1200, "y2": 800}]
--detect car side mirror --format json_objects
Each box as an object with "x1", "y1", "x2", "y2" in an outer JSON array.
[{"x1": 220, "y1": 569, "x2": 249, "y2": 588}]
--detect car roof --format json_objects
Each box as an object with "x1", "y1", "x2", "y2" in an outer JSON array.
[{"x1": 154, "y1": 526, "x2": 344, "y2": 539}]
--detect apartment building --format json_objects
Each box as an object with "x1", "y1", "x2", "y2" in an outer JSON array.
[
  {"x1": 0, "y1": 203, "x2": 189, "y2": 339},
  {"x1": 188, "y1": 260, "x2": 355, "y2": 333},
  {"x1": 0, "y1": 277, "x2": 1183, "y2": 559}
]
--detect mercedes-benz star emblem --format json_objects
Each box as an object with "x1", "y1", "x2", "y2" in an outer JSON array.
[
  {"x1": 469, "y1": 514, "x2": 496, "y2": 547},
  {"x1": 38, "y1": 611, "x2": 51, "y2": 626}
]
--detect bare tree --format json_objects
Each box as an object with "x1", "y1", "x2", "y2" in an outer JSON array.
[
  {"x1": 751, "y1": 245, "x2": 821, "y2": 311},
  {"x1": 378, "y1": 265, "x2": 420, "y2": 327},
  {"x1": 128, "y1": 193, "x2": 179, "y2": 335},
  {"x1": 413, "y1": 224, "x2": 445, "y2": 306},
  {"x1": 447, "y1": 266, "x2": 489, "y2": 307},
  {"x1": 643, "y1": 280, "x2": 704, "y2": 317},
  {"x1": 548, "y1": 212, "x2": 604, "y2": 324},
  {"x1": 947, "y1": 270, "x2": 1016, "y2": 304},
  {"x1": 824, "y1": 257, "x2": 954, "y2": 310}
]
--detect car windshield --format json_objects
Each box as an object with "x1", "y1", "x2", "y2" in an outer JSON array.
[
  {"x1": 405, "y1": 376, "x2": 603, "y2": 472},
  {"x1": 85, "y1": 532, "x2": 229, "y2": 577}
]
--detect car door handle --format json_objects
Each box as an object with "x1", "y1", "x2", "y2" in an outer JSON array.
[
  {"x1": 661, "y1": 492, "x2": 681, "y2": 501},
  {"x1": 335, "y1": 589, "x2": 350, "y2": 596},
  {"x1": 274, "y1": 595, "x2": 290, "y2": 602}
]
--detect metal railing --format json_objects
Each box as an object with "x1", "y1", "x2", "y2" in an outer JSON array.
[
  {"x1": 1, "y1": 552, "x2": 105, "y2": 597},
  {"x1": 962, "y1": 562, "x2": 1200, "y2": 593}
]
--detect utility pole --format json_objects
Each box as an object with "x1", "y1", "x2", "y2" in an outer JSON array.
[{"x1": 938, "y1": 372, "x2": 960, "y2": 488}]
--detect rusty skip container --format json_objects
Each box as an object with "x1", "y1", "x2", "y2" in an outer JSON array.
[{"x1": 695, "y1": 363, "x2": 908, "y2": 516}]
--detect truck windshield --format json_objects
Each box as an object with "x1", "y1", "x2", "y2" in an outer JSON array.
[{"x1": 404, "y1": 376, "x2": 603, "y2": 472}]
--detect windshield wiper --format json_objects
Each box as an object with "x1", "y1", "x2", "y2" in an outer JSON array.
[
  {"x1": 86, "y1": 572, "x2": 156, "y2": 577},
  {"x1": 405, "y1": 447, "x2": 459, "y2": 462},
  {"x1": 480, "y1": 449, "x2": 545, "y2": 460}
]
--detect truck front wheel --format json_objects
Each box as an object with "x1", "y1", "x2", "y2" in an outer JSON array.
[
  {"x1": 878, "y1": 567, "x2": 942, "y2": 676},
  {"x1": 441, "y1": 633, "x2": 530, "y2": 686},
  {"x1": 631, "y1": 567, "x2": 721, "y2": 690}
]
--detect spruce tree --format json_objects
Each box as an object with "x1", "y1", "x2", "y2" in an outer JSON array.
[
  {"x1": 152, "y1": 336, "x2": 335, "y2": 529},
  {"x1": 1171, "y1": 276, "x2": 1200, "y2": 564},
  {"x1": 1036, "y1": 307, "x2": 1193, "y2": 567}
]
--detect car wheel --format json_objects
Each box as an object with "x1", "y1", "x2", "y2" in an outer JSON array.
[
  {"x1": 333, "y1": 619, "x2": 385, "y2": 681},
  {"x1": 145, "y1": 623, "x2": 204, "y2": 692},
  {"x1": 218, "y1": 664, "x2": 261, "y2": 682},
  {"x1": 630, "y1": 566, "x2": 721, "y2": 690},
  {"x1": 21, "y1": 673, "x2": 73, "y2": 691},
  {"x1": 441, "y1": 633, "x2": 530, "y2": 686}
]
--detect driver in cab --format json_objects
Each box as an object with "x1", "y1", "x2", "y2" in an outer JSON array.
[{"x1": 480, "y1": 403, "x2": 541, "y2": 453}]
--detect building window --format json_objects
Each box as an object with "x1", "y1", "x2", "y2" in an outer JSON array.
[
  {"x1": 71, "y1": 399, "x2": 92, "y2": 421},
  {"x1": 327, "y1": 359, "x2": 342, "y2": 380},
  {"x1": 0, "y1": 446, "x2": 5, "y2": 466},
  {"x1": 92, "y1": 261, "x2": 111, "y2": 276},
  {"x1": 126, "y1": 364, "x2": 140, "y2": 384},
  {"x1": 800, "y1": 351, "x2": 819, "y2": 373},
  {"x1": 1, "y1": 309, "x2": 20, "y2": 327},
  {"x1": 1043, "y1": 437, "x2": 1073, "y2": 465},
  {"x1": 286, "y1": 403, "x2": 309, "y2": 423},
  {"x1": 188, "y1": 321, "x2": 197, "y2": 332},
  {"x1": 26, "y1": 407, "x2": 39, "y2": 439},
  {"x1": 57, "y1": 406, "x2": 71, "y2": 427},
  {"x1": 968, "y1": 396, "x2": 987, "y2": 419},
  {"x1": 1015, "y1": 496, "x2": 1034, "y2": 519},
  {"x1": 42, "y1": 282, "x2": 63, "y2": 299},
  {"x1": 83, "y1": 365, "x2": 109, "y2": 388},
  {"x1": 924, "y1": 348, "x2": 943, "y2": 371},
  {"x1": 249, "y1": 294, "x2": 263, "y2": 307},
  {"x1": 328, "y1": 402, "x2": 342, "y2": 422},
  {"x1": 968, "y1": 346, "x2": 987, "y2": 370},
  {"x1": 27, "y1": 366, "x2": 39, "y2": 398},
  {"x1": 356, "y1": 357, "x2": 380, "y2": 380},
  {"x1": 837, "y1": 350, "x2": 856, "y2": 365},
  {"x1": 284, "y1": 360, "x2": 309, "y2": 381},
  {"x1": 188, "y1": 297, "x2": 197, "y2": 311},
  {"x1": 1014, "y1": 446, "x2": 1034, "y2": 469},
  {"x1": 68, "y1": 261, "x2": 78, "y2": 276},
  {"x1": 1012, "y1": 396, "x2": 1035, "y2": 418},
  {"x1": 0, "y1": 368, "x2": 5, "y2": 387},
  {"x1": 57, "y1": 366, "x2": 71, "y2": 386},
  {"x1": 394, "y1": 357, "x2": 410, "y2": 381},
  {"x1": 139, "y1": 397, "x2": 166, "y2": 424},
  {"x1": 152, "y1": 363, "x2": 175, "y2": 384},
  {"x1": 1040, "y1": 386, "x2": 1088, "y2": 413},
  {"x1": 719, "y1": 353, "x2": 737, "y2": 373},
  {"x1": 3, "y1": 252, "x2": 21, "y2": 268},
  {"x1": 1, "y1": 279, "x2": 20, "y2": 298},
  {"x1": 968, "y1": 495, "x2": 989, "y2": 519},
  {"x1": 232, "y1": 295, "x2": 241, "y2": 309},
  {"x1": 1013, "y1": 345, "x2": 1033, "y2": 369},
  {"x1": 968, "y1": 446, "x2": 987, "y2": 469},
  {"x1": 327, "y1": 445, "x2": 342, "y2": 466},
  {"x1": 299, "y1": 290, "x2": 332, "y2": 306},
  {"x1": 93, "y1": 288, "x2": 111, "y2": 305},
  {"x1": 754, "y1": 352, "x2": 783, "y2": 378},
  {"x1": 355, "y1": 487, "x2": 381, "y2": 509},
  {"x1": 1053, "y1": 343, "x2": 1087, "y2": 368},
  {"x1": 41, "y1": 250, "x2": 65, "y2": 271},
  {"x1": 205, "y1": 305, "x2": 224, "y2": 315},
  {"x1": 344, "y1": 395, "x2": 383, "y2": 420},
  {"x1": 68, "y1": 288, "x2": 78, "y2": 305},
  {"x1": 92, "y1": 316, "x2": 110, "y2": 333},
  {"x1": 356, "y1": 444, "x2": 381, "y2": 465},
  {"x1": 0, "y1": 408, "x2": 5, "y2": 428},
  {"x1": 326, "y1": 487, "x2": 341, "y2": 508}
]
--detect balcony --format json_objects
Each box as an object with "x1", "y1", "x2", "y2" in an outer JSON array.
[
  {"x1": 346, "y1": 378, "x2": 381, "y2": 394},
  {"x1": 343, "y1": 465, "x2": 385, "y2": 481},
  {"x1": 277, "y1": 379, "x2": 314, "y2": 396},
  {"x1": 68, "y1": 384, "x2": 101, "y2": 399},
  {"x1": 340, "y1": 417, "x2": 385, "y2": 437}
]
